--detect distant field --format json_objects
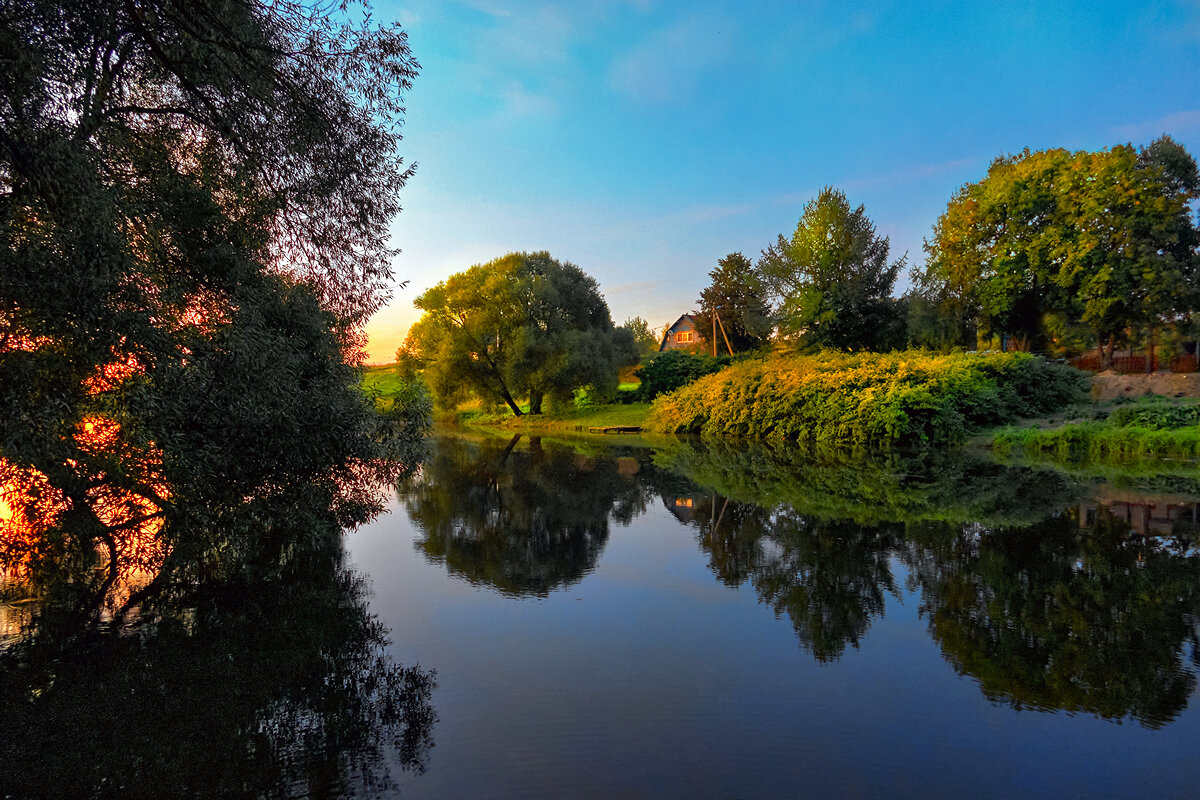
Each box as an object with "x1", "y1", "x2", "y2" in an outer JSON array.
[{"x1": 361, "y1": 363, "x2": 404, "y2": 395}]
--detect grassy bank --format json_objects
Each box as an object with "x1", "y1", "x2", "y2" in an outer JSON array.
[
  {"x1": 993, "y1": 397, "x2": 1200, "y2": 462},
  {"x1": 644, "y1": 350, "x2": 1087, "y2": 448},
  {"x1": 451, "y1": 401, "x2": 652, "y2": 434}
]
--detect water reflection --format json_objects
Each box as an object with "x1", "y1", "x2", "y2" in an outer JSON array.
[
  {"x1": 903, "y1": 511, "x2": 1200, "y2": 728},
  {"x1": 406, "y1": 433, "x2": 1200, "y2": 727},
  {"x1": 398, "y1": 435, "x2": 654, "y2": 596},
  {"x1": 0, "y1": 442, "x2": 436, "y2": 798}
]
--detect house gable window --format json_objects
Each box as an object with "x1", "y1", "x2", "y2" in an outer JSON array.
[{"x1": 675, "y1": 331, "x2": 694, "y2": 344}]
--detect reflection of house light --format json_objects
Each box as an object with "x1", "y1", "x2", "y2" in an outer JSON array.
[{"x1": 674, "y1": 498, "x2": 693, "y2": 508}]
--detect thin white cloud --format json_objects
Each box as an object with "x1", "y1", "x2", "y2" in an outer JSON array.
[
  {"x1": 607, "y1": 15, "x2": 736, "y2": 105},
  {"x1": 461, "y1": 1, "x2": 512, "y2": 18},
  {"x1": 1113, "y1": 110, "x2": 1200, "y2": 141},
  {"x1": 771, "y1": 157, "x2": 978, "y2": 207},
  {"x1": 499, "y1": 80, "x2": 558, "y2": 117}
]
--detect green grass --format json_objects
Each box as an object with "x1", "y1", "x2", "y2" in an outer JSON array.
[
  {"x1": 360, "y1": 363, "x2": 407, "y2": 395},
  {"x1": 455, "y1": 401, "x2": 652, "y2": 434},
  {"x1": 994, "y1": 422, "x2": 1200, "y2": 462}
]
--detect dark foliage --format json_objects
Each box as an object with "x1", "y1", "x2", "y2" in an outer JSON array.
[{"x1": 632, "y1": 349, "x2": 729, "y2": 401}]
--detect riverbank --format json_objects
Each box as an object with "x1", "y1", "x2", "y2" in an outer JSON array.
[
  {"x1": 368, "y1": 358, "x2": 1200, "y2": 466},
  {"x1": 449, "y1": 402, "x2": 652, "y2": 434},
  {"x1": 643, "y1": 350, "x2": 1087, "y2": 448},
  {"x1": 993, "y1": 396, "x2": 1200, "y2": 463}
]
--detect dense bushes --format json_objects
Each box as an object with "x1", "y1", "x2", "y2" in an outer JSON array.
[
  {"x1": 995, "y1": 397, "x2": 1200, "y2": 461},
  {"x1": 633, "y1": 351, "x2": 728, "y2": 401},
  {"x1": 643, "y1": 351, "x2": 1088, "y2": 448},
  {"x1": 1108, "y1": 398, "x2": 1200, "y2": 430}
]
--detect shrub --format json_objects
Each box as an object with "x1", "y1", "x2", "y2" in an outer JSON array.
[
  {"x1": 1108, "y1": 397, "x2": 1200, "y2": 429},
  {"x1": 633, "y1": 351, "x2": 728, "y2": 401},
  {"x1": 993, "y1": 396, "x2": 1200, "y2": 462},
  {"x1": 643, "y1": 350, "x2": 1088, "y2": 448}
]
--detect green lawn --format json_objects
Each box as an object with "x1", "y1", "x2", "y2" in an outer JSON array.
[
  {"x1": 457, "y1": 401, "x2": 652, "y2": 433},
  {"x1": 363, "y1": 363, "x2": 651, "y2": 435},
  {"x1": 361, "y1": 363, "x2": 406, "y2": 395}
]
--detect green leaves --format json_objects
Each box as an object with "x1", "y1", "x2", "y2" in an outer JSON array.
[
  {"x1": 408, "y1": 251, "x2": 623, "y2": 415},
  {"x1": 760, "y1": 187, "x2": 906, "y2": 351},
  {"x1": 918, "y1": 138, "x2": 1200, "y2": 356},
  {"x1": 644, "y1": 350, "x2": 1088, "y2": 448},
  {"x1": 694, "y1": 252, "x2": 772, "y2": 354}
]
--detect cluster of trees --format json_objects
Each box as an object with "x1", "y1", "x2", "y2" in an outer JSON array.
[
  {"x1": 402, "y1": 141, "x2": 1199, "y2": 413},
  {"x1": 690, "y1": 138, "x2": 1200, "y2": 364},
  {"x1": 693, "y1": 187, "x2": 908, "y2": 355},
  {"x1": 1, "y1": 1, "x2": 424, "y2": 619},
  {"x1": 915, "y1": 137, "x2": 1200, "y2": 365}
]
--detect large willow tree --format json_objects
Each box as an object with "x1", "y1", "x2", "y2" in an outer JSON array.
[
  {"x1": 0, "y1": 1, "x2": 421, "y2": 618},
  {"x1": 404, "y1": 251, "x2": 631, "y2": 415}
]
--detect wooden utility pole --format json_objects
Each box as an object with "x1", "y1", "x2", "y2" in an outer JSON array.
[
  {"x1": 715, "y1": 310, "x2": 735, "y2": 356},
  {"x1": 712, "y1": 312, "x2": 717, "y2": 357}
]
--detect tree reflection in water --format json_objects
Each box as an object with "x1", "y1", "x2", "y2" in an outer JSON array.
[
  {"x1": 405, "y1": 433, "x2": 1200, "y2": 728},
  {"x1": 0, "y1": 449, "x2": 436, "y2": 799},
  {"x1": 399, "y1": 434, "x2": 654, "y2": 596},
  {"x1": 903, "y1": 511, "x2": 1200, "y2": 729}
]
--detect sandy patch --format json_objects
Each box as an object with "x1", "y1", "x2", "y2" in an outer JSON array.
[{"x1": 1091, "y1": 371, "x2": 1200, "y2": 402}]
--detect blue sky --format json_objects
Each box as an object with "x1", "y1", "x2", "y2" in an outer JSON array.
[{"x1": 363, "y1": 0, "x2": 1200, "y2": 361}]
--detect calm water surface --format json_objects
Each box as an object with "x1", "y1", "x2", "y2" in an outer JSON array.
[{"x1": 348, "y1": 433, "x2": 1200, "y2": 799}]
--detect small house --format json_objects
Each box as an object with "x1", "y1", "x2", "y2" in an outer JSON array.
[{"x1": 659, "y1": 314, "x2": 699, "y2": 352}]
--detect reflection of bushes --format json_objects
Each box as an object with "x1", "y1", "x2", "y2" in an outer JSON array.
[
  {"x1": 651, "y1": 438, "x2": 1085, "y2": 527},
  {"x1": 645, "y1": 438, "x2": 1200, "y2": 724},
  {"x1": 645, "y1": 351, "x2": 1087, "y2": 447}
]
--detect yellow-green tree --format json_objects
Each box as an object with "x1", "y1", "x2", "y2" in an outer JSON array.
[
  {"x1": 405, "y1": 252, "x2": 626, "y2": 415},
  {"x1": 917, "y1": 138, "x2": 1200, "y2": 362},
  {"x1": 759, "y1": 188, "x2": 906, "y2": 351}
]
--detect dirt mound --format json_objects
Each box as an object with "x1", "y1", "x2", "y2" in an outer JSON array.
[{"x1": 1091, "y1": 371, "x2": 1200, "y2": 402}]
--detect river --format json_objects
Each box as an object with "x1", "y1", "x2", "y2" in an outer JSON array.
[
  {"x1": 349, "y1": 432, "x2": 1200, "y2": 799},
  {"x1": 4, "y1": 430, "x2": 1200, "y2": 798}
]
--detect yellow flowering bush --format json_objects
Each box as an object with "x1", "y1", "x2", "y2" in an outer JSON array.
[{"x1": 644, "y1": 350, "x2": 1087, "y2": 448}]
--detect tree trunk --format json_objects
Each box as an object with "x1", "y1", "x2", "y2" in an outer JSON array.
[
  {"x1": 1147, "y1": 328, "x2": 1156, "y2": 374},
  {"x1": 528, "y1": 389, "x2": 543, "y2": 415},
  {"x1": 498, "y1": 384, "x2": 522, "y2": 416},
  {"x1": 1100, "y1": 335, "x2": 1115, "y2": 370}
]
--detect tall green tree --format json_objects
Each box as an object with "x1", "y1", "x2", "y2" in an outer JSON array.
[
  {"x1": 406, "y1": 252, "x2": 624, "y2": 415},
  {"x1": 618, "y1": 316, "x2": 660, "y2": 357},
  {"x1": 759, "y1": 188, "x2": 906, "y2": 351},
  {"x1": 916, "y1": 139, "x2": 1200, "y2": 362},
  {"x1": 693, "y1": 252, "x2": 772, "y2": 355}
]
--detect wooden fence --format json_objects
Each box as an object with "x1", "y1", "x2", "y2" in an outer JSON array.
[{"x1": 1069, "y1": 354, "x2": 1200, "y2": 373}]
